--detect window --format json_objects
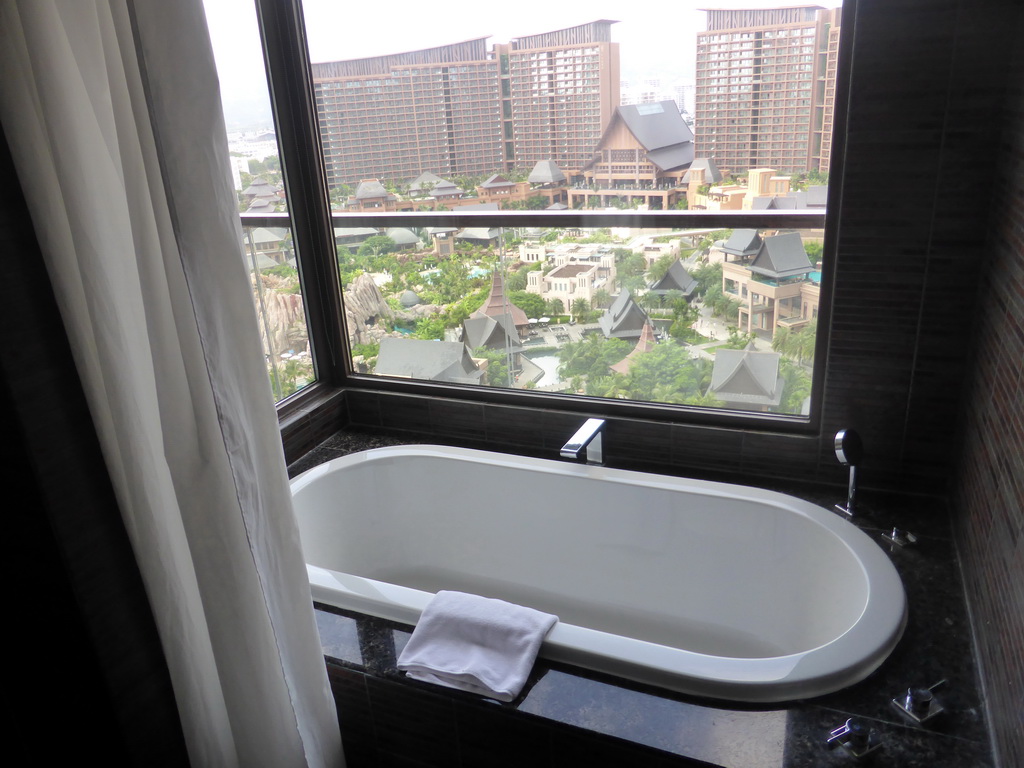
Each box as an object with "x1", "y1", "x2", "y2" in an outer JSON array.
[{"x1": 210, "y1": 0, "x2": 848, "y2": 429}]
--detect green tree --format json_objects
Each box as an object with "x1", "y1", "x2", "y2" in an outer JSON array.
[
  {"x1": 473, "y1": 347, "x2": 512, "y2": 388},
  {"x1": 506, "y1": 269, "x2": 529, "y2": 292},
  {"x1": 358, "y1": 235, "x2": 396, "y2": 258},
  {"x1": 558, "y1": 334, "x2": 631, "y2": 380},
  {"x1": 647, "y1": 253, "x2": 677, "y2": 284},
  {"x1": 509, "y1": 290, "x2": 546, "y2": 320},
  {"x1": 545, "y1": 297, "x2": 565, "y2": 317},
  {"x1": 703, "y1": 284, "x2": 741, "y2": 321},
  {"x1": 776, "y1": 358, "x2": 812, "y2": 414},
  {"x1": 691, "y1": 262, "x2": 723, "y2": 297},
  {"x1": 413, "y1": 314, "x2": 447, "y2": 340},
  {"x1": 723, "y1": 329, "x2": 756, "y2": 349},
  {"x1": 618, "y1": 344, "x2": 715, "y2": 404},
  {"x1": 428, "y1": 259, "x2": 470, "y2": 304},
  {"x1": 570, "y1": 298, "x2": 591, "y2": 322},
  {"x1": 804, "y1": 241, "x2": 824, "y2": 264},
  {"x1": 794, "y1": 322, "x2": 817, "y2": 364}
]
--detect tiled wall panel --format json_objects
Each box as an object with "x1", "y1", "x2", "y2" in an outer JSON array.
[{"x1": 953, "y1": 29, "x2": 1024, "y2": 765}]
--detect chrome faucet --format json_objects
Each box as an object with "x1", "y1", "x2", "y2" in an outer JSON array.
[
  {"x1": 833, "y1": 428, "x2": 863, "y2": 517},
  {"x1": 561, "y1": 418, "x2": 605, "y2": 465}
]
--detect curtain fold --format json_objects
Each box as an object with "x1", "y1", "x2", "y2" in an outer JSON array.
[{"x1": 0, "y1": 2, "x2": 342, "y2": 766}]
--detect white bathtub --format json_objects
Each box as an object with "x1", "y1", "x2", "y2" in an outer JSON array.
[{"x1": 291, "y1": 445, "x2": 907, "y2": 703}]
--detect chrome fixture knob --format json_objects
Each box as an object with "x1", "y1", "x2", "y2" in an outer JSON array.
[
  {"x1": 892, "y1": 679, "x2": 946, "y2": 723},
  {"x1": 827, "y1": 717, "x2": 881, "y2": 758},
  {"x1": 906, "y1": 688, "x2": 933, "y2": 717},
  {"x1": 834, "y1": 428, "x2": 863, "y2": 517},
  {"x1": 834, "y1": 428, "x2": 863, "y2": 467}
]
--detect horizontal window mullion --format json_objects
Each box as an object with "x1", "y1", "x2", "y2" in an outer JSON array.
[
  {"x1": 325, "y1": 210, "x2": 826, "y2": 230},
  {"x1": 241, "y1": 212, "x2": 826, "y2": 230}
]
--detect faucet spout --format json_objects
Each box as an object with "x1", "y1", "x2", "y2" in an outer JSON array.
[
  {"x1": 833, "y1": 429, "x2": 863, "y2": 517},
  {"x1": 561, "y1": 418, "x2": 605, "y2": 465}
]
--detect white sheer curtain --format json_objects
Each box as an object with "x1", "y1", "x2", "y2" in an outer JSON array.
[{"x1": 0, "y1": 2, "x2": 343, "y2": 766}]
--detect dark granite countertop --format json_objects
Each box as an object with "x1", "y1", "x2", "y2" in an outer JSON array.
[{"x1": 291, "y1": 427, "x2": 993, "y2": 768}]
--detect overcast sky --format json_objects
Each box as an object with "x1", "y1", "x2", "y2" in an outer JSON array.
[{"x1": 203, "y1": 0, "x2": 841, "y2": 130}]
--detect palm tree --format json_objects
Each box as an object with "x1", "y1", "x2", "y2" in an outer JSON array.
[
  {"x1": 570, "y1": 298, "x2": 590, "y2": 322},
  {"x1": 772, "y1": 326, "x2": 793, "y2": 356},
  {"x1": 795, "y1": 324, "x2": 817, "y2": 364}
]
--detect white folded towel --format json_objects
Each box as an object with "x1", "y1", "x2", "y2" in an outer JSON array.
[{"x1": 397, "y1": 590, "x2": 558, "y2": 702}]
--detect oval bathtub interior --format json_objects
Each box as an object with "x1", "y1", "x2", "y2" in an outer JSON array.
[{"x1": 291, "y1": 446, "x2": 907, "y2": 702}]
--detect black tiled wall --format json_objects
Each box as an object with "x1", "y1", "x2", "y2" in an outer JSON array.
[{"x1": 952, "y1": 32, "x2": 1024, "y2": 768}]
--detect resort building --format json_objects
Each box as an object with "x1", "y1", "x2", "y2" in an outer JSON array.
[
  {"x1": 569, "y1": 101, "x2": 695, "y2": 210},
  {"x1": 408, "y1": 173, "x2": 465, "y2": 204},
  {"x1": 689, "y1": 165, "x2": 828, "y2": 211},
  {"x1": 721, "y1": 231, "x2": 821, "y2": 337},
  {"x1": 525, "y1": 244, "x2": 616, "y2": 309},
  {"x1": 311, "y1": 21, "x2": 619, "y2": 189},
  {"x1": 243, "y1": 227, "x2": 291, "y2": 268},
  {"x1": 473, "y1": 175, "x2": 531, "y2": 206},
  {"x1": 695, "y1": 6, "x2": 842, "y2": 175}
]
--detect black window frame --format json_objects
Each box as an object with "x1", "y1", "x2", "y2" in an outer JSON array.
[{"x1": 251, "y1": 0, "x2": 855, "y2": 437}]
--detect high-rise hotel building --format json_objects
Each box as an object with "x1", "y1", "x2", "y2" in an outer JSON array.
[
  {"x1": 695, "y1": 6, "x2": 842, "y2": 175},
  {"x1": 311, "y1": 21, "x2": 619, "y2": 190}
]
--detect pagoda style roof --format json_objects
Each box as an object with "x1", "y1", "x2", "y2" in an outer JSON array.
[
  {"x1": 749, "y1": 232, "x2": 813, "y2": 279},
  {"x1": 480, "y1": 174, "x2": 517, "y2": 189},
  {"x1": 246, "y1": 197, "x2": 277, "y2": 213},
  {"x1": 528, "y1": 160, "x2": 567, "y2": 184},
  {"x1": 243, "y1": 178, "x2": 280, "y2": 196},
  {"x1": 354, "y1": 179, "x2": 391, "y2": 199},
  {"x1": 751, "y1": 195, "x2": 799, "y2": 210},
  {"x1": 681, "y1": 158, "x2": 723, "y2": 185},
  {"x1": 334, "y1": 227, "x2": 381, "y2": 239},
  {"x1": 719, "y1": 229, "x2": 763, "y2": 258},
  {"x1": 599, "y1": 290, "x2": 650, "y2": 340},
  {"x1": 408, "y1": 172, "x2": 462, "y2": 197},
  {"x1": 610, "y1": 322, "x2": 657, "y2": 375},
  {"x1": 799, "y1": 185, "x2": 828, "y2": 208},
  {"x1": 583, "y1": 100, "x2": 696, "y2": 176},
  {"x1": 376, "y1": 338, "x2": 483, "y2": 384},
  {"x1": 473, "y1": 272, "x2": 529, "y2": 327},
  {"x1": 462, "y1": 313, "x2": 523, "y2": 353},
  {"x1": 709, "y1": 346, "x2": 783, "y2": 408},
  {"x1": 384, "y1": 227, "x2": 420, "y2": 246},
  {"x1": 648, "y1": 260, "x2": 698, "y2": 297},
  {"x1": 248, "y1": 227, "x2": 288, "y2": 245},
  {"x1": 617, "y1": 101, "x2": 695, "y2": 171},
  {"x1": 457, "y1": 227, "x2": 502, "y2": 242}
]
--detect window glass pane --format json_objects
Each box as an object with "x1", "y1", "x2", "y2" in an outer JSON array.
[
  {"x1": 204, "y1": 0, "x2": 315, "y2": 402},
  {"x1": 298, "y1": 1, "x2": 841, "y2": 417},
  {"x1": 343, "y1": 225, "x2": 820, "y2": 416}
]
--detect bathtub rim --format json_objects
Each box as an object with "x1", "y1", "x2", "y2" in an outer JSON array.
[{"x1": 292, "y1": 444, "x2": 908, "y2": 703}]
